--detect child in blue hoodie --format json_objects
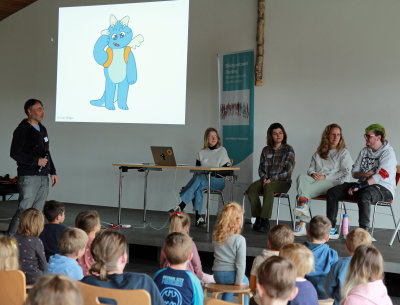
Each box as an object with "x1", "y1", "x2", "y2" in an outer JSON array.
[
  {"x1": 48, "y1": 227, "x2": 88, "y2": 280},
  {"x1": 304, "y1": 215, "x2": 338, "y2": 299},
  {"x1": 324, "y1": 228, "x2": 372, "y2": 305}
]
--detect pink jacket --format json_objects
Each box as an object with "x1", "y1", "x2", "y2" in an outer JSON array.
[
  {"x1": 77, "y1": 236, "x2": 95, "y2": 276},
  {"x1": 343, "y1": 279, "x2": 392, "y2": 305},
  {"x1": 160, "y1": 241, "x2": 203, "y2": 280}
]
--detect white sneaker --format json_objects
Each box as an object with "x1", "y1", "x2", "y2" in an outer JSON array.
[
  {"x1": 294, "y1": 222, "x2": 307, "y2": 237},
  {"x1": 293, "y1": 204, "x2": 311, "y2": 219},
  {"x1": 329, "y1": 228, "x2": 340, "y2": 240}
]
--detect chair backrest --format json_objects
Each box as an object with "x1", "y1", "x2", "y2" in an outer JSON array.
[
  {"x1": 77, "y1": 282, "x2": 151, "y2": 305},
  {"x1": 206, "y1": 298, "x2": 232, "y2": 305},
  {"x1": 0, "y1": 270, "x2": 26, "y2": 305}
]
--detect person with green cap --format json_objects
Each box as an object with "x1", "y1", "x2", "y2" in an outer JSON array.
[{"x1": 326, "y1": 124, "x2": 397, "y2": 239}]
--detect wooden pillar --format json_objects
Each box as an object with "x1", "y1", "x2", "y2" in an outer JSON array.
[{"x1": 255, "y1": 0, "x2": 265, "y2": 86}]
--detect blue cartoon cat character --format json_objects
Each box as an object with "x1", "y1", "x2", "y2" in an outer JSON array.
[{"x1": 91, "y1": 15, "x2": 144, "y2": 110}]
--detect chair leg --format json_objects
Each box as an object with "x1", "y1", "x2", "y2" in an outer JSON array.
[
  {"x1": 309, "y1": 201, "x2": 313, "y2": 219},
  {"x1": 371, "y1": 203, "x2": 378, "y2": 238},
  {"x1": 220, "y1": 192, "x2": 225, "y2": 205},
  {"x1": 276, "y1": 196, "x2": 281, "y2": 225},
  {"x1": 287, "y1": 196, "x2": 295, "y2": 230},
  {"x1": 242, "y1": 194, "x2": 246, "y2": 213},
  {"x1": 389, "y1": 204, "x2": 400, "y2": 243},
  {"x1": 239, "y1": 293, "x2": 244, "y2": 305},
  {"x1": 389, "y1": 213, "x2": 400, "y2": 246}
]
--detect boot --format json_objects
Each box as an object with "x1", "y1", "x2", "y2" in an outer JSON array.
[
  {"x1": 252, "y1": 217, "x2": 261, "y2": 231},
  {"x1": 259, "y1": 218, "x2": 270, "y2": 233}
]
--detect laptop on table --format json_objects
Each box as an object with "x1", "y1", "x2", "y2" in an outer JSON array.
[{"x1": 150, "y1": 146, "x2": 177, "y2": 166}]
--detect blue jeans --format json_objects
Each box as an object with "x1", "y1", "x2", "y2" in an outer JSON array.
[
  {"x1": 180, "y1": 174, "x2": 225, "y2": 212},
  {"x1": 213, "y1": 271, "x2": 249, "y2": 304},
  {"x1": 8, "y1": 175, "x2": 49, "y2": 235}
]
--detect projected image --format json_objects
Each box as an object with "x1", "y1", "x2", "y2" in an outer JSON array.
[
  {"x1": 90, "y1": 15, "x2": 144, "y2": 111},
  {"x1": 56, "y1": 0, "x2": 189, "y2": 124}
]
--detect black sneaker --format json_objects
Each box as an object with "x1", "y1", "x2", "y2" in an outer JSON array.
[
  {"x1": 252, "y1": 217, "x2": 261, "y2": 231},
  {"x1": 195, "y1": 216, "x2": 207, "y2": 227},
  {"x1": 258, "y1": 218, "x2": 270, "y2": 233}
]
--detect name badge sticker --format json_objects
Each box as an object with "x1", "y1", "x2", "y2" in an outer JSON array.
[
  {"x1": 266, "y1": 154, "x2": 273, "y2": 158},
  {"x1": 44, "y1": 137, "x2": 49, "y2": 142}
]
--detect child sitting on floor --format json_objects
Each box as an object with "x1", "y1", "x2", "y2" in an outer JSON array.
[
  {"x1": 250, "y1": 224, "x2": 294, "y2": 304},
  {"x1": 160, "y1": 211, "x2": 214, "y2": 283},
  {"x1": 342, "y1": 245, "x2": 392, "y2": 305},
  {"x1": 304, "y1": 215, "x2": 338, "y2": 299},
  {"x1": 280, "y1": 243, "x2": 318, "y2": 305},
  {"x1": 212, "y1": 202, "x2": 249, "y2": 305},
  {"x1": 81, "y1": 230, "x2": 164, "y2": 305},
  {"x1": 0, "y1": 234, "x2": 19, "y2": 271},
  {"x1": 325, "y1": 228, "x2": 372, "y2": 305},
  {"x1": 48, "y1": 227, "x2": 88, "y2": 280},
  {"x1": 24, "y1": 274, "x2": 83, "y2": 305},
  {"x1": 256, "y1": 256, "x2": 298, "y2": 305},
  {"x1": 75, "y1": 210, "x2": 101, "y2": 276},
  {"x1": 39, "y1": 200, "x2": 67, "y2": 261},
  {"x1": 154, "y1": 232, "x2": 204, "y2": 305},
  {"x1": 15, "y1": 208, "x2": 47, "y2": 284}
]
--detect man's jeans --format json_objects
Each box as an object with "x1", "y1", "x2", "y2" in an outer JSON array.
[
  {"x1": 326, "y1": 182, "x2": 392, "y2": 229},
  {"x1": 8, "y1": 176, "x2": 49, "y2": 235}
]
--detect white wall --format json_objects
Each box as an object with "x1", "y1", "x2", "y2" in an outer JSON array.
[{"x1": 1, "y1": 0, "x2": 400, "y2": 228}]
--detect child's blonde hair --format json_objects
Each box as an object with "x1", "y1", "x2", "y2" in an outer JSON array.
[
  {"x1": 280, "y1": 243, "x2": 314, "y2": 277},
  {"x1": 58, "y1": 228, "x2": 88, "y2": 255},
  {"x1": 24, "y1": 274, "x2": 82, "y2": 305},
  {"x1": 169, "y1": 212, "x2": 190, "y2": 234},
  {"x1": 309, "y1": 215, "x2": 331, "y2": 240},
  {"x1": 90, "y1": 231, "x2": 126, "y2": 281},
  {"x1": 341, "y1": 245, "x2": 383, "y2": 303},
  {"x1": 17, "y1": 208, "x2": 44, "y2": 237},
  {"x1": 258, "y1": 256, "x2": 297, "y2": 300},
  {"x1": 164, "y1": 232, "x2": 193, "y2": 264},
  {"x1": 345, "y1": 228, "x2": 372, "y2": 253},
  {"x1": 75, "y1": 210, "x2": 100, "y2": 234},
  {"x1": 213, "y1": 202, "x2": 243, "y2": 244},
  {"x1": 0, "y1": 235, "x2": 19, "y2": 271},
  {"x1": 268, "y1": 224, "x2": 294, "y2": 251}
]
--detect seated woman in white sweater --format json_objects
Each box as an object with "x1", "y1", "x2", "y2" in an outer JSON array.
[
  {"x1": 169, "y1": 127, "x2": 231, "y2": 227},
  {"x1": 293, "y1": 123, "x2": 353, "y2": 236}
]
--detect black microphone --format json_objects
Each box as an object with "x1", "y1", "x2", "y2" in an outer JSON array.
[{"x1": 38, "y1": 152, "x2": 49, "y2": 173}]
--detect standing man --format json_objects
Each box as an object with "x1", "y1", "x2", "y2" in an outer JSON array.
[
  {"x1": 326, "y1": 124, "x2": 397, "y2": 239},
  {"x1": 8, "y1": 99, "x2": 58, "y2": 235}
]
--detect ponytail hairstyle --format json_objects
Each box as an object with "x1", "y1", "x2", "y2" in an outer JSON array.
[
  {"x1": 317, "y1": 123, "x2": 346, "y2": 160},
  {"x1": 90, "y1": 231, "x2": 127, "y2": 281},
  {"x1": 213, "y1": 202, "x2": 243, "y2": 245},
  {"x1": 0, "y1": 235, "x2": 19, "y2": 271},
  {"x1": 169, "y1": 212, "x2": 191, "y2": 234},
  {"x1": 341, "y1": 245, "x2": 383, "y2": 303}
]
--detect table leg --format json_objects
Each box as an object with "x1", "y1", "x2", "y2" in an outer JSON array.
[
  {"x1": 143, "y1": 169, "x2": 149, "y2": 222},
  {"x1": 118, "y1": 167, "x2": 123, "y2": 225},
  {"x1": 206, "y1": 171, "x2": 211, "y2": 233}
]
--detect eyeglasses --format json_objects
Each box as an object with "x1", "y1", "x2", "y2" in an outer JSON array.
[
  {"x1": 364, "y1": 134, "x2": 376, "y2": 139},
  {"x1": 272, "y1": 131, "x2": 284, "y2": 136}
]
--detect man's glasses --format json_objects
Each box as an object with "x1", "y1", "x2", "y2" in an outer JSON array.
[{"x1": 364, "y1": 134, "x2": 376, "y2": 139}]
